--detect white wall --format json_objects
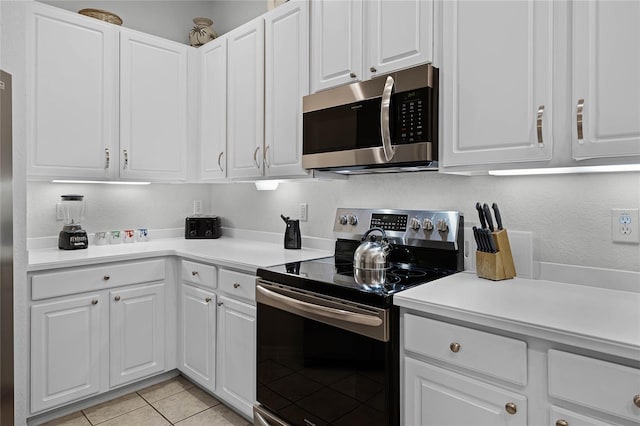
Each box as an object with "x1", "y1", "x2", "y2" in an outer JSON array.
[
  {"x1": 208, "y1": 172, "x2": 640, "y2": 273},
  {"x1": 39, "y1": 0, "x2": 267, "y2": 43},
  {"x1": 27, "y1": 182, "x2": 212, "y2": 237}
]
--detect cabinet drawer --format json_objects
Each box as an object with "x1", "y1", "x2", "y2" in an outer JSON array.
[
  {"x1": 181, "y1": 260, "x2": 217, "y2": 289},
  {"x1": 548, "y1": 350, "x2": 640, "y2": 422},
  {"x1": 32, "y1": 259, "x2": 165, "y2": 300},
  {"x1": 219, "y1": 269, "x2": 256, "y2": 302},
  {"x1": 550, "y1": 405, "x2": 619, "y2": 426},
  {"x1": 404, "y1": 314, "x2": 527, "y2": 385}
]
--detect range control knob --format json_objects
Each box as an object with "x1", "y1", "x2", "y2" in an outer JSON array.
[
  {"x1": 409, "y1": 217, "x2": 421, "y2": 230},
  {"x1": 437, "y1": 219, "x2": 449, "y2": 233},
  {"x1": 348, "y1": 214, "x2": 359, "y2": 226},
  {"x1": 339, "y1": 215, "x2": 348, "y2": 225},
  {"x1": 422, "y1": 218, "x2": 434, "y2": 231}
]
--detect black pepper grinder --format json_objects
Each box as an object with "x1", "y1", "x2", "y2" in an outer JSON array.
[{"x1": 281, "y1": 214, "x2": 301, "y2": 249}]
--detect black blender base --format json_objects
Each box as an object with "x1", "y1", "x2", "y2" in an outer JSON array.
[{"x1": 59, "y1": 230, "x2": 89, "y2": 250}]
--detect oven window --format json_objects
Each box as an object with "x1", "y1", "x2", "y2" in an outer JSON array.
[{"x1": 257, "y1": 303, "x2": 389, "y2": 426}]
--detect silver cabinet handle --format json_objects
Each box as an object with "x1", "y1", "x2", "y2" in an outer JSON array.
[
  {"x1": 205, "y1": 297, "x2": 211, "y2": 303},
  {"x1": 536, "y1": 105, "x2": 545, "y2": 147},
  {"x1": 103, "y1": 275, "x2": 110, "y2": 281},
  {"x1": 217, "y1": 301, "x2": 223, "y2": 306},
  {"x1": 264, "y1": 145, "x2": 271, "y2": 168},
  {"x1": 349, "y1": 72, "x2": 356, "y2": 78},
  {"x1": 380, "y1": 75, "x2": 396, "y2": 162},
  {"x1": 370, "y1": 66, "x2": 377, "y2": 73},
  {"x1": 105, "y1": 148, "x2": 110, "y2": 169},
  {"x1": 191, "y1": 271, "x2": 198, "y2": 276},
  {"x1": 233, "y1": 283, "x2": 240, "y2": 289},
  {"x1": 114, "y1": 295, "x2": 121, "y2": 302},
  {"x1": 253, "y1": 146, "x2": 261, "y2": 169},
  {"x1": 123, "y1": 149, "x2": 128, "y2": 169},
  {"x1": 217, "y1": 152, "x2": 225, "y2": 172},
  {"x1": 91, "y1": 299, "x2": 98, "y2": 305},
  {"x1": 576, "y1": 98, "x2": 584, "y2": 144}
]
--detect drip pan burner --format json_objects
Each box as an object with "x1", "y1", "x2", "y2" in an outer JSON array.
[{"x1": 389, "y1": 269, "x2": 428, "y2": 280}]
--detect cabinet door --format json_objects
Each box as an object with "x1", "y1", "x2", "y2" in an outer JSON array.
[
  {"x1": 441, "y1": 0, "x2": 553, "y2": 167},
  {"x1": 31, "y1": 294, "x2": 102, "y2": 413},
  {"x1": 227, "y1": 19, "x2": 265, "y2": 179},
  {"x1": 404, "y1": 357, "x2": 527, "y2": 426},
  {"x1": 27, "y1": 4, "x2": 117, "y2": 179},
  {"x1": 572, "y1": 0, "x2": 640, "y2": 160},
  {"x1": 264, "y1": 0, "x2": 309, "y2": 177},
  {"x1": 217, "y1": 296, "x2": 256, "y2": 419},
  {"x1": 119, "y1": 30, "x2": 188, "y2": 181},
  {"x1": 365, "y1": 0, "x2": 433, "y2": 79},
  {"x1": 199, "y1": 37, "x2": 228, "y2": 181},
  {"x1": 310, "y1": 0, "x2": 363, "y2": 92},
  {"x1": 180, "y1": 284, "x2": 216, "y2": 392},
  {"x1": 110, "y1": 283, "x2": 165, "y2": 387}
]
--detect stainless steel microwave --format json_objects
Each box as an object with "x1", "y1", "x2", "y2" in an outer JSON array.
[{"x1": 302, "y1": 64, "x2": 438, "y2": 174}]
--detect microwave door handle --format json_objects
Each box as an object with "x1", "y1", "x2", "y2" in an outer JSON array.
[{"x1": 380, "y1": 75, "x2": 396, "y2": 162}]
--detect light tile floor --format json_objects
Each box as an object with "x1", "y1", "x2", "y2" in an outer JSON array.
[{"x1": 42, "y1": 376, "x2": 251, "y2": 426}]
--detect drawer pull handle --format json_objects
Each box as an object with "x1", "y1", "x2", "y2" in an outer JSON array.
[
  {"x1": 192, "y1": 271, "x2": 199, "y2": 276},
  {"x1": 233, "y1": 283, "x2": 240, "y2": 288},
  {"x1": 556, "y1": 420, "x2": 568, "y2": 426},
  {"x1": 103, "y1": 275, "x2": 110, "y2": 281},
  {"x1": 536, "y1": 105, "x2": 544, "y2": 147},
  {"x1": 449, "y1": 342, "x2": 461, "y2": 353},
  {"x1": 505, "y1": 402, "x2": 517, "y2": 415},
  {"x1": 217, "y1": 302, "x2": 223, "y2": 306},
  {"x1": 114, "y1": 295, "x2": 121, "y2": 302},
  {"x1": 634, "y1": 394, "x2": 640, "y2": 408},
  {"x1": 91, "y1": 299, "x2": 98, "y2": 305},
  {"x1": 576, "y1": 98, "x2": 584, "y2": 144},
  {"x1": 205, "y1": 297, "x2": 212, "y2": 303}
]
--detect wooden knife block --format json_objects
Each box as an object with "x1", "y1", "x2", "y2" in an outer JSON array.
[{"x1": 476, "y1": 229, "x2": 516, "y2": 281}]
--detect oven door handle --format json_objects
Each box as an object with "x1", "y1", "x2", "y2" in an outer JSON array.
[
  {"x1": 256, "y1": 284, "x2": 383, "y2": 327},
  {"x1": 380, "y1": 75, "x2": 396, "y2": 162}
]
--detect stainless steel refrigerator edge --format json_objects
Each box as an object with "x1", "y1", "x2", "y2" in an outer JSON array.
[{"x1": 0, "y1": 69, "x2": 14, "y2": 425}]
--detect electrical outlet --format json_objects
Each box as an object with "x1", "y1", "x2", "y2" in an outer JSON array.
[
  {"x1": 299, "y1": 203, "x2": 308, "y2": 221},
  {"x1": 55, "y1": 203, "x2": 64, "y2": 221},
  {"x1": 611, "y1": 208, "x2": 639, "y2": 244},
  {"x1": 193, "y1": 200, "x2": 203, "y2": 215}
]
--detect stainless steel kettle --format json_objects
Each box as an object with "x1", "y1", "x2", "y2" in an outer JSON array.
[{"x1": 353, "y1": 228, "x2": 393, "y2": 288}]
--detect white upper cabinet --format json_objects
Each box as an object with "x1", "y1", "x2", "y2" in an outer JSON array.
[
  {"x1": 27, "y1": 3, "x2": 118, "y2": 179},
  {"x1": 311, "y1": 0, "x2": 363, "y2": 92},
  {"x1": 571, "y1": 0, "x2": 640, "y2": 161},
  {"x1": 264, "y1": 0, "x2": 310, "y2": 177},
  {"x1": 119, "y1": 30, "x2": 188, "y2": 181},
  {"x1": 199, "y1": 36, "x2": 228, "y2": 181},
  {"x1": 227, "y1": 18, "x2": 265, "y2": 179},
  {"x1": 365, "y1": 0, "x2": 433, "y2": 77},
  {"x1": 310, "y1": 0, "x2": 433, "y2": 93},
  {"x1": 440, "y1": 0, "x2": 554, "y2": 168}
]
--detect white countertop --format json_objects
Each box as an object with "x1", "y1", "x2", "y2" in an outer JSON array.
[
  {"x1": 394, "y1": 272, "x2": 640, "y2": 361},
  {"x1": 28, "y1": 236, "x2": 333, "y2": 274}
]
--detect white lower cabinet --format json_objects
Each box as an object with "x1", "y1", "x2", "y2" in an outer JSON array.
[
  {"x1": 404, "y1": 357, "x2": 527, "y2": 426},
  {"x1": 29, "y1": 260, "x2": 169, "y2": 415},
  {"x1": 216, "y1": 294, "x2": 256, "y2": 419},
  {"x1": 109, "y1": 283, "x2": 166, "y2": 388},
  {"x1": 550, "y1": 405, "x2": 621, "y2": 426},
  {"x1": 180, "y1": 283, "x2": 216, "y2": 392},
  {"x1": 31, "y1": 294, "x2": 103, "y2": 413}
]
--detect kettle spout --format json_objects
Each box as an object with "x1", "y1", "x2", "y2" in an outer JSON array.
[{"x1": 280, "y1": 214, "x2": 289, "y2": 223}]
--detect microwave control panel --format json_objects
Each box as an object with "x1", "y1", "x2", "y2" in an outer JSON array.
[{"x1": 396, "y1": 88, "x2": 427, "y2": 143}]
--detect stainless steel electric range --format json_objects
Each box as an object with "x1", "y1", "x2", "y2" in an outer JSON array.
[{"x1": 254, "y1": 208, "x2": 464, "y2": 426}]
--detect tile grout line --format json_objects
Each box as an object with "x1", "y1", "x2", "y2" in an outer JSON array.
[{"x1": 145, "y1": 400, "x2": 176, "y2": 425}]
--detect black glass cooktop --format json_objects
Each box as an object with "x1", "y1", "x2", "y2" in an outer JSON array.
[{"x1": 257, "y1": 257, "x2": 456, "y2": 308}]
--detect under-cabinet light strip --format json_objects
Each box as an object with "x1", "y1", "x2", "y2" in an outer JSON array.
[
  {"x1": 51, "y1": 180, "x2": 152, "y2": 185},
  {"x1": 488, "y1": 164, "x2": 640, "y2": 176}
]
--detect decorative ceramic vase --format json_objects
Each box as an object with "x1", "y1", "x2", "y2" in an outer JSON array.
[{"x1": 189, "y1": 17, "x2": 217, "y2": 47}]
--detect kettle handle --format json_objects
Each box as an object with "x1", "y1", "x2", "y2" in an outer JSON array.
[{"x1": 361, "y1": 227, "x2": 387, "y2": 242}]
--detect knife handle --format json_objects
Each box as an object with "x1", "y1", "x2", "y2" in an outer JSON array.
[
  {"x1": 475, "y1": 202, "x2": 487, "y2": 229},
  {"x1": 483, "y1": 203, "x2": 494, "y2": 232},
  {"x1": 492, "y1": 203, "x2": 503, "y2": 230},
  {"x1": 472, "y1": 226, "x2": 482, "y2": 252},
  {"x1": 486, "y1": 230, "x2": 497, "y2": 253}
]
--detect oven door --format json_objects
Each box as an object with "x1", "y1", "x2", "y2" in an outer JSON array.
[{"x1": 255, "y1": 280, "x2": 398, "y2": 426}]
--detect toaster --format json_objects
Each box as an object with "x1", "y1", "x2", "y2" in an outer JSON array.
[{"x1": 185, "y1": 215, "x2": 221, "y2": 239}]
